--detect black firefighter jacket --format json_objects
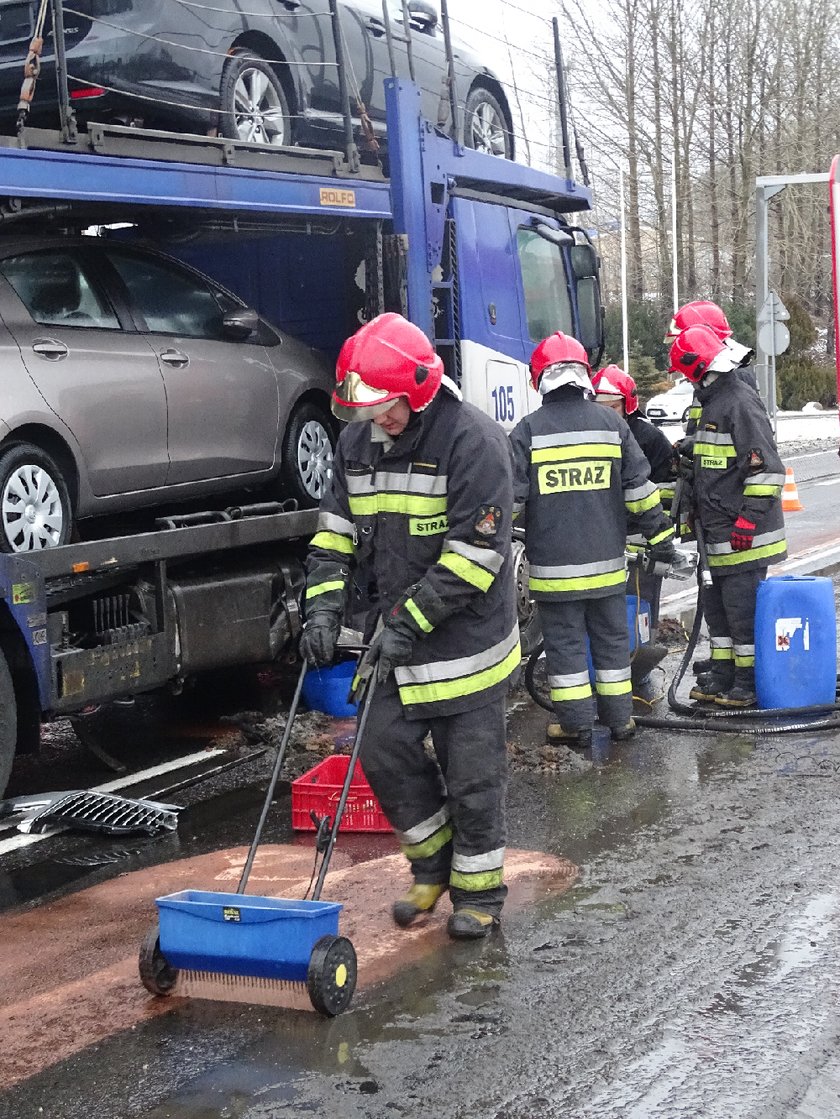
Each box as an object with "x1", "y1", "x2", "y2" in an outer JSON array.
[
  {"x1": 304, "y1": 388, "x2": 518, "y2": 719},
  {"x1": 692, "y1": 372, "x2": 787, "y2": 574},
  {"x1": 509, "y1": 386, "x2": 674, "y2": 601}
]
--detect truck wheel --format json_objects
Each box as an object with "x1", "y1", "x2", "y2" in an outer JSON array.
[
  {"x1": 280, "y1": 403, "x2": 336, "y2": 508},
  {"x1": 512, "y1": 539, "x2": 542, "y2": 657},
  {"x1": 219, "y1": 50, "x2": 292, "y2": 147},
  {"x1": 0, "y1": 443, "x2": 73, "y2": 553},
  {"x1": 464, "y1": 84, "x2": 514, "y2": 160},
  {"x1": 0, "y1": 648, "x2": 17, "y2": 797}
]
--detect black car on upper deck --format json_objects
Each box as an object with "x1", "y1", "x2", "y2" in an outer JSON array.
[{"x1": 0, "y1": 0, "x2": 515, "y2": 159}]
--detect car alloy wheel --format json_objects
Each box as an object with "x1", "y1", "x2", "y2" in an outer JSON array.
[
  {"x1": 464, "y1": 85, "x2": 513, "y2": 159},
  {"x1": 0, "y1": 444, "x2": 72, "y2": 552},
  {"x1": 280, "y1": 402, "x2": 336, "y2": 508},
  {"x1": 220, "y1": 51, "x2": 292, "y2": 147}
]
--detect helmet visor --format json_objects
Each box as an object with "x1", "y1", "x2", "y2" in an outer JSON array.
[{"x1": 332, "y1": 370, "x2": 401, "y2": 422}]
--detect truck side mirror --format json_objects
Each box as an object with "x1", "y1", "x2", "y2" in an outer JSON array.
[
  {"x1": 570, "y1": 242, "x2": 598, "y2": 279},
  {"x1": 576, "y1": 275, "x2": 604, "y2": 358}
]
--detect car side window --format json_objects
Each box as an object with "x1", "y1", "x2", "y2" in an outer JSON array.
[
  {"x1": 0, "y1": 251, "x2": 120, "y2": 329},
  {"x1": 104, "y1": 250, "x2": 227, "y2": 340}
]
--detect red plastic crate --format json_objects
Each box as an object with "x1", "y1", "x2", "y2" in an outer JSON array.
[{"x1": 291, "y1": 755, "x2": 391, "y2": 833}]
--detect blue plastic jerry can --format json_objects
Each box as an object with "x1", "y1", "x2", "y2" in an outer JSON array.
[{"x1": 755, "y1": 576, "x2": 837, "y2": 709}]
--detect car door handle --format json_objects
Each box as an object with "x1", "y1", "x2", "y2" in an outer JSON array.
[
  {"x1": 32, "y1": 338, "x2": 68, "y2": 360},
  {"x1": 159, "y1": 349, "x2": 189, "y2": 368},
  {"x1": 365, "y1": 17, "x2": 386, "y2": 36},
  {"x1": 281, "y1": 0, "x2": 301, "y2": 8}
]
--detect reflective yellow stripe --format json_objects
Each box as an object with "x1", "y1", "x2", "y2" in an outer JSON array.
[
  {"x1": 405, "y1": 597, "x2": 434, "y2": 633},
  {"x1": 348, "y1": 493, "x2": 448, "y2": 517},
  {"x1": 450, "y1": 867, "x2": 504, "y2": 891},
  {"x1": 711, "y1": 648, "x2": 734, "y2": 660},
  {"x1": 439, "y1": 551, "x2": 494, "y2": 592},
  {"x1": 530, "y1": 569, "x2": 625, "y2": 594},
  {"x1": 306, "y1": 579, "x2": 346, "y2": 600},
  {"x1": 694, "y1": 443, "x2": 736, "y2": 458},
  {"x1": 707, "y1": 540, "x2": 787, "y2": 567},
  {"x1": 734, "y1": 653, "x2": 755, "y2": 667},
  {"x1": 532, "y1": 444, "x2": 622, "y2": 463},
  {"x1": 625, "y1": 488, "x2": 662, "y2": 514},
  {"x1": 310, "y1": 530, "x2": 354, "y2": 555},
  {"x1": 688, "y1": 405, "x2": 702, "y2": 417},
  {"x1": 397, "y1": 643, "x2": 520, "y2": 706},
  {"x1": 647, "y1": 526, "x2": 675, "y2": 546},
  {"x1": 743, "y1": 484, "x2": 781, "y2": 497},
  {"x1": 402, "y1": 823, "x2": 453, "y2": 860},
  {"x1": 595, "y1": 679, "x2": 632, "y2": 696},
  {"x1": 550, "y1": 683, "x2": 592, "y2": 701}
]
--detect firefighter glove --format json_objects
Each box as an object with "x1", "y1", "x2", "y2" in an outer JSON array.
[
  {"x1": 731, "y1": 515, "x2": 756, "y2": 551},
  {"x1": 645, "y1": 539, "x2": 680, "y2": 568},
  {"x1": 674, "y1": 436, "x2": 694, "y2": 480},
  {"x1": 299, "y1": 612, "x2": 341, "y2": 667},
  {"x1": 376, "y1": 620, "x2": 416, "y2": 682}
]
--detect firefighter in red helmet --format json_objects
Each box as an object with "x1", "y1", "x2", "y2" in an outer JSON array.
[
  {"x1": 509, "y1": 333, "x2": 676, "y2": 749},
  {"x1": 668, "y1": 325, "x2": 787, "y2": 707},
  {"x1": 301, "y1": 313, "x2": 517, "y2": 939}
]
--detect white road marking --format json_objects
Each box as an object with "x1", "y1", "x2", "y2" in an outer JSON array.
[
  {"x1": 815, "y1": 478, "x2": 840, "y2": 486},
  {"x1": 0, "y1": 748, "x2": 227, "y2": 856}
]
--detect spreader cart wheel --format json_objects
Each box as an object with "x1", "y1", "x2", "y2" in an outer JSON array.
[
  {"x1": 307, "y1": 934, "x2": 357, "y2": 1016},
  {"x1": 139, "y1": 923, "x2": 179, "y2": 996}
]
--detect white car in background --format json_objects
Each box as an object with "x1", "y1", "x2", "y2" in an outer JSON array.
[{"x1": 644, "y1": 378, "x2": 694, "y2": 425}]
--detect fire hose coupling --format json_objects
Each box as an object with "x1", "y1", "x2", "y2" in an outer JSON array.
[{"x1": 628, "y1": 547, "x2": 699, "y2": 580}]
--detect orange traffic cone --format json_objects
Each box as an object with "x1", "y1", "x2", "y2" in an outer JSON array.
[{"x1": 781, "y1": 466, "x2": 803, "y2": 512}]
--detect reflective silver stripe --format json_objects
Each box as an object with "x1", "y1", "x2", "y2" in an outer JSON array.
[
  {"x1": 696, "y1": 430, "x2": 734, "y2": 447},
  {"x1": 531, "y1": 429, "x2": 620, "y2": 449},
  {"x1": 513, "y1": 501, "x2": 526, "y2": 515},
  {"x1": 594, "y1": 667, "x2": 631, "y2": 683},
  {"x1": 346, "y1": 474, "x2": 376, "y2": 495},
  {"x1": 746, "y1": 472, "x2": 785, "y2": 487},
  {"x1": 547, "y1": 670, "x2": 591, "y2": 688},
  {"x1": 710, "y1": 637, "x2": 733, "y2": 649},
  {"x1": 317, "y1": 510, "x2": 355, "y2": 536},
  {"x1": 444, "y1": 538, "x2": 504, "y2": 573},
  {"x1": 733, "y1": 644, "x2": 755, "y2": 657},
  {"x1": 397, "y1": 624, "x2": 520, "y2": 686},
  {"x1": 452, "y1": 847, "x2": 505, "y2": 873},
  {"x1": 397, "y1": 805, "x2": 451, "y2": 847},
  {"x1": 626, "y1": 533, "x2": 646, "y2": 546},
  {"x1": 706, "y1": 528, "x2": 786, "y2": 554},
  {"x1": 624, "y1": 481, "x2": 657, "y2": 503},
  {"x1": 360, "y1": 469, "x2": 454, "y2": 496},
  {"x1": 530, "y1": 556, "x2": 625, "y2": 579}
]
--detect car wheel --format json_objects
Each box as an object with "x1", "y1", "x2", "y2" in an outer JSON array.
[
  {"x1": 219, "y1": 50, "x2": 292, "y2": 147},
  {"x1": 682, "y1": 407, "x2": 691, "y2": 425},
  {"x1": 280, "y1": 403, "x2": 336, "y2": 508},
  {"x1": 0, "y1": 443, "x2": 73, "y2": 553},
  {"x1": 464, "y1": 84, "x2": 514, "y2": 159}
]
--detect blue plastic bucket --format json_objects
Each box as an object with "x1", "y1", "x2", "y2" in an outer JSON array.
[
  {"x1": 156, "y1": 889, "x2": 342, "y2": 981},
  {"x1": 301, "y1": 659, "x2": 358, "y2": 717},
  {"x1": 755, "y1": 576, "x2": 837, "y2": 710}
]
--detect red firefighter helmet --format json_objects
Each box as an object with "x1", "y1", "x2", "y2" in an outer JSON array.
[
  {"x1": 333, "y1": 313, "x2": 444, "y2": 422},
  {"x1": 529, "y1": 332, "x2": 590, "y2": 391},
  {"x1": 663, "y1": 300, "x2": 732, "y2": 345},
  {"x1": 668, "y1": 324, "x2": 730, "y2": 384},
  {"x1": 591, "y1": 364, "x2": 639, "y2": 415}
]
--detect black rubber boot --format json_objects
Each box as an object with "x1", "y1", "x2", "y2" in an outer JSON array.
[
  {"x1": 715, "y1": 668, "x2": 757, "y2": 708},
  {"x1": 610, "y1": 718, "x2": 636, "y2": 741},
  {"x1": 692, "y1": 656, "x2": 714, "y2": 676},
  {"x1": 447, "y1": 907, "x2": 500, "y2": 940},
  {"x1": 546, "y1": 723, "x2": 593, "y2": 750},
  {"x1": 392, "y1": 883, "x2": 448, "y2": 928},
  {"x1": 689, "y1": 666, "x2": 735, "y2": 702}
]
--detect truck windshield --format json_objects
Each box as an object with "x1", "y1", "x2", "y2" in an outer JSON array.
[{"x1": 516, "y1": 228, "x2": 574, "y2": 342}]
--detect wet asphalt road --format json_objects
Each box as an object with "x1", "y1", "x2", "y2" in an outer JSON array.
[{"x1": 3, "y1": 641, "x2": 840, "y2": 1118}]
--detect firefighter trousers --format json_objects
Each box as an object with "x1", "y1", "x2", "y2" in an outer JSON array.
[
  {"x1": 360, "y1": 673, "x2": 508, "y2": 916},
  {"x1": 702, "y1": 567, "x2": 766, "y2": 674},
  {"x1": 538, "y1": 593, "x2": 633, "y2": 731}
]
